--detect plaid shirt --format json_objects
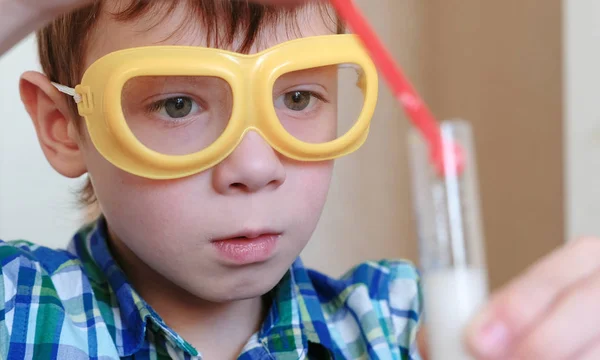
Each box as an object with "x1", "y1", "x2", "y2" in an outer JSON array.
[{"x1": 0, "y1": 218, "x2": 422, "y2": 359}]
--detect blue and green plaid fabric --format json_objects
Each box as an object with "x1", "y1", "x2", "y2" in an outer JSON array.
[{"x1": 0, "y1": 217, "x2": 422, "y2": 359}]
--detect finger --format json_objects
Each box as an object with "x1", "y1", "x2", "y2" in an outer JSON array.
[
  {"x1": 247, "y1": 0, "x2": 311, "y2": 5},
  {"x1": 417, "y1": 327, "x2": 430, "y2": 360},
  {"x1": 511, "y1": 270, "x2": 600, "y2": 360},
  {"x1": 577, "y1": 340, "x2": 600, "y2": 360},
  {"x1": 465, "y1": 237, "x2": 600, "y2": 359}
]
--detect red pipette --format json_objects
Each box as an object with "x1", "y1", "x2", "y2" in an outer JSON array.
[{"x1": 329, "y1": 0, "x2": 464, "y2": 175}]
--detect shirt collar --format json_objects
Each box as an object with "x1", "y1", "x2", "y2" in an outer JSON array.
[
  {"x1": 259, "y1": 258, "x2": 335, "y2": 357},
  {"x1": 73, "y1": 217, "x2": 334, "y2": 358}
]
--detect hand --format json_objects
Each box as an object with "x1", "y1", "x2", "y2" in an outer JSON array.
[
  {"x1": 250, "y1": 0, "x2": 316, "y2": 5},
  {"x1": 0, "y1": 0, "x2": 93, "y2": 54},
  {"x1": 465, "y1": 237, "x2": 600, "y2": 359},
  {"x1": 2, "y1": 0, "x2": 94, "y2": 19}
]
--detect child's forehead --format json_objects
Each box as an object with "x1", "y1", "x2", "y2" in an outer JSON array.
[{"x1": 84, "y1": 0, "x2": 336, "y2": 69}]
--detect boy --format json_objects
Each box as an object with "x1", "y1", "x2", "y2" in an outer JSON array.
[
  {"x1": 0, "y1": 0, "x2": 422, "y2": 359},
  {"x1": 4, "y1": 1, "x2": 600, "y2": 360}
]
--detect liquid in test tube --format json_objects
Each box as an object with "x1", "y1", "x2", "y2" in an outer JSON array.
[{"x1": 408, "y1": 120, "x2": 489, "y2": 360}]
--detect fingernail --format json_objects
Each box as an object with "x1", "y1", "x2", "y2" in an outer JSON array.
[{"x1": 472, "y1": 319, "x2": 510, "y2": 357}]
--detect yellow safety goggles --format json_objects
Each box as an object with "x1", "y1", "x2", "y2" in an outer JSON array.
[{"x1": 52, "y1": 34, "x2": 378, "y2": 180}]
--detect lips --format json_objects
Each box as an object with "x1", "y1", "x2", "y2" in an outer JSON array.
[
  {"x1": 213, "y1": 229, "x2": 280, "y2": 242},
  {"x1": 211, "y1": 231, "x2": 281, "y2": 265}
]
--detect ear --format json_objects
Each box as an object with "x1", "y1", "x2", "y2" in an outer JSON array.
[{"x1": 20, "y1": 71, "x2": 87, "y2": 178}]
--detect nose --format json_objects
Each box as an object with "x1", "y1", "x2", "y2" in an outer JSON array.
[{"x1": 212, "y1": 131, "x2": 286, "y2": 194}]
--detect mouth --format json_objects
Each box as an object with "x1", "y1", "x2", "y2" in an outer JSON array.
[{"x1": 211, "y1": 231, "x2": 281, "y2": 265}]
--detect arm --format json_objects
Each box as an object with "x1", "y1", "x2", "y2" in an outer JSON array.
[
  {"x1": 0, "y1": 0, "x2": 93, "y2": 55},
  {"x1": 0, "y1": 0, "x2": 308, "y2": 56},
  {"x1": 250, "y1": 0, "x2": 313, "y2": 4},
  {"x1": 417, "y1": 327, "x2": 429, "y2": 360}
]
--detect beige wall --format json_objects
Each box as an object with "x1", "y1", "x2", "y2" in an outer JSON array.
[{"x1": 303, "y1": 0, "x2": 564, "y2": 290}]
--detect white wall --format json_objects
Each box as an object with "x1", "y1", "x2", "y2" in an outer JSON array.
[
  {"x1": 0, "y1": 34, "x2": 83, "y2": 248},
  {"x1": 564, "y1": 0, "x2": 600, "y2": 239}
]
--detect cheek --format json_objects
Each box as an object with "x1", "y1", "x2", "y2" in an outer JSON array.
[
  {"x1": 81, "y1": 143, "x2": 214, "y2": 234},
  {"x1": 283, "y1": 159, "x2": 334, "y2": 216}
]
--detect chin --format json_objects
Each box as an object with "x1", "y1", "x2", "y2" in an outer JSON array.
[
  {"x1": 189, "y1": 264, "x2": 289, "y2": 303},
  {"x1": 200, "y1": 281, "x2": 278, "y2": 303}
]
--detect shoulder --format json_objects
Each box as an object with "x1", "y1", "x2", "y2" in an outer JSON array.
[
  {"x1": 307, "y1": 259, "x2": 421, "y2": 312},
  {"x1": 0, "y1": 240, "x2": 91, "y2": 356},
  {"x1": 308, "y1": 259, "x2": 421, "y2": 304},
  {"x1": 0, "y1": 240, "x2": 84, "y2": 292},
  {"x1": 307, "y1": 260, "x2": 423, "y2": 359},
  {"x1": 0, "y1": 239, "x2": 119, "y2": 358},
  {"x1": 0, "y1": 239, "x2": 89, "y2": 313},
  {"x1": 0, "y1": 239, "x2": 80, "y2": 270}
]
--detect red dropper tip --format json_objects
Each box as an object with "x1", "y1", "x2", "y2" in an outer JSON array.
[{"x1": 431, "y1": 140, "x2": 466, "y2": 177}]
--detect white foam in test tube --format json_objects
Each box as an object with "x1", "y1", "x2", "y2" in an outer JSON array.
[{"x1": 408, "y1": 120, "x2": 489, "y2": 360}]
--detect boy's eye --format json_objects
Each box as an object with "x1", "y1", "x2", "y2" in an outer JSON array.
[
  {"x1": 164, "y1": 97, "x2": 194, "y2": 118},
  {"x1": 276, "y1": 90, "x2": 328, "y2": 113},
  {"x1": 146, "y1": 96, "x2": 200, "y2": 120},
  {"x1": 284, "y1": 91, "x2": 313, "y2": 111}
]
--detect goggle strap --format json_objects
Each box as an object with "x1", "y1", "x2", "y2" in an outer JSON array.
[{"x1": 51, "y1": 82, "x2": 82, "y2": 104}]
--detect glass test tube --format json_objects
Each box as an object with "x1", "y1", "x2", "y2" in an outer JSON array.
[{"x1": 408, "y1": 120, "x2": 489, "y2": 360}]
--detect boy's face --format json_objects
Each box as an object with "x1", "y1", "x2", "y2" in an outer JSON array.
[{"x1": 80, "y1": 2, "x2": 336, "y2": 301}]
